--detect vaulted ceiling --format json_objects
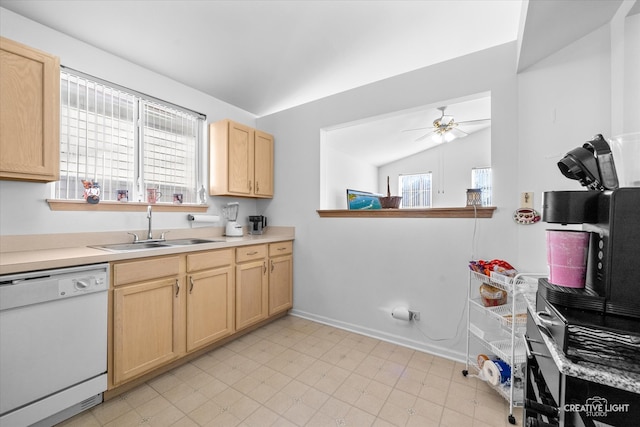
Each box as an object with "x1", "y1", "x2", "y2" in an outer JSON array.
[
  {"x1": 1, "y1": 0, "x2": 631, "y2": 165},
  {"x1": 0, "y1": 0, "x2": 522, "y2": 117}
]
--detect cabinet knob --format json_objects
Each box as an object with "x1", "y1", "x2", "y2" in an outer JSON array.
[
  {"x1": 175, "y1": 279, "x2": 180, "y2": 297},
  {"x1": 189, "y1": 276, "x2": 194, "y2": 294}
]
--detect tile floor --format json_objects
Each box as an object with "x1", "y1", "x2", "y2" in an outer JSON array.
[{"x1": 60, "y1": 315, "x2": 522, "y2": 426}]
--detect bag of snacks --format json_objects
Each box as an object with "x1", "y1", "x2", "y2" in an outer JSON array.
[{"x1": 469, "y1": 259, "x2": 517, "y2": 277}]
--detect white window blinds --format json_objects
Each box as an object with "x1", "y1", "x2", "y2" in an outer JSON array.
[
  {"x1": 399, "y1": 173, "x2": 432, "y2": 208},
  {"x1": 54, "y1": 69, "x2": 204, "y2": 203},
  {"x1": 471, "y1": 167, "x2": 492, "y2": 206}
]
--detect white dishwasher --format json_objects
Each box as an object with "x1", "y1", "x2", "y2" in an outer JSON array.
[{"x1": 0, "y1": 263, "x2": 108, "y2": 427}]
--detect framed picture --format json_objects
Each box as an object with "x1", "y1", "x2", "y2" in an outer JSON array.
[{"x1": 346, "y1": 189, "x2": 382, "y2": 210}]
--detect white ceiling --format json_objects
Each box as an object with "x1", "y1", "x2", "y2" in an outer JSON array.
[
  {"x1": 1, "y1": 0, "x2": 632, "y2": 165},
  {"x1": 325, "y1": 96, "x2": 491, "y2": 166},
  {"x1": 0, "y1": 0, "x2": 522, "y2": 117}
]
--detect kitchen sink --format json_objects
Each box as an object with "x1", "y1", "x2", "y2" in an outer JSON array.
[
  {"x1": 163, "y1": 238, "x2": 223, "y2": 246},
  {"x1": 92, "y1": 238, "x2": 224, "y2": 252},
  {"x1": 94, "y1": 242, "x2": 169, "y2": 252}
]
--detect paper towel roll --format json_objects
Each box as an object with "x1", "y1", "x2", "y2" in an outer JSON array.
[
  {"x1": 188, "y1": 214, "x2": 220, "y2": 223},
  {"x1": 483, "y1": 360, "x2": 511, "y2": 386},
  {"x1": 391, "y1": 306, "x2": 411, "y2": 321},
  {"x1": 482, "y1": 360, "x2": 500, "y2": 386}
]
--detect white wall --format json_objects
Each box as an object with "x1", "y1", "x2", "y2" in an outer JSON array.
[
  {"x1": 257, "y1": 43, "x2": 519, "y2": 360},
  {"x1": 321, "y1": 142, "x2": 378, "y2": 209},
  {"x1": 0, "y1": 8, "x2": 258, "y2": 236},
  {"x1": 516, "y1": 24, "x2": 615, "y2": 273},
  {"x1": 256, "y1": 15, "x2": 636, "y2": 360}
]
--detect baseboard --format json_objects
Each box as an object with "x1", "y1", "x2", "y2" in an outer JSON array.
[{"x1": 289, "y1": 309, "x2": 466, "y2": 364}]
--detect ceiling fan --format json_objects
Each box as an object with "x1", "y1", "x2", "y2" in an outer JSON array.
[{"x1": 403, "y1": 106, "x2": 490, "y2": 143}]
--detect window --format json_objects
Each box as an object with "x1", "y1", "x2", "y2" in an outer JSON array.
[
  {"x1": 53, "y1": 69, "x2": 205, "y2": 204},
  {"x1": 471, "y1": 167, "x2": 492, "y2": 206},
  {"x1": 399, "y1": 173, "x2": 432, "y2": 208}
]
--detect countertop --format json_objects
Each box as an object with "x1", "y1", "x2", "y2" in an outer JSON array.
[
  {"x1": 0, "y1": 227, "x2": 295, "y2": 275},
  {"x1": 524, "y1": 291, "x2": 640, "y2": 395}
]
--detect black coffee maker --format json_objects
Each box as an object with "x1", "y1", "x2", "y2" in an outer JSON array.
[
  {"x1": 541, "y1": 134, "x2": 640, "y2": 319},
  {"x1": 248, "y1": 215, "x2": 267, "y2": 235}
]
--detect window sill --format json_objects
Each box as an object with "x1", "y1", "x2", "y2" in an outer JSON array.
[
  {"x1": 47, "y1": 199, "x2": 209, "y2": 212},
  {"x1": 316, "y1": 207, "x2": 496, "y2": 218}
]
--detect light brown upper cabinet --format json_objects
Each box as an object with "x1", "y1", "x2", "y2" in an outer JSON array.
[
  {"x1": 0, "y1": 37, "x2": 60, "y2": 182},
  {"x1": 209, "y1": 119, "x2": 273, "y2": 198}
]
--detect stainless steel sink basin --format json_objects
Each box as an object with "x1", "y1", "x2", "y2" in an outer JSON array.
[
  {"x1": 163, "y1": 238, "x2": 223, "y2": 246},
  {"x1": 92, "y1": 238, "x2": 223, "y2": 252},
  {"x1": 94, "y1": 242, "x2": 170, "y2": 252}
]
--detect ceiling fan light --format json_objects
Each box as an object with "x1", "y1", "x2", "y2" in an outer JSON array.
[{"x1": 432, "y1": 130, "x2": 456, "y2": 144}]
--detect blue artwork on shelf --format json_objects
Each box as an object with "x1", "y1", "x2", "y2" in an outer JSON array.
[{"x1": 347, "y1": 189, "x2": 382, "y2": 210}]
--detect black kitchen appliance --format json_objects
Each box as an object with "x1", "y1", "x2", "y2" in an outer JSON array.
[
  {"x1": 541, "y1": 134, "x2": 640, "y2": 319},
  {"x1": 248, "y1": 215, "x2": 267, "y2": 235},
  {"x1": 524, "y1": 308, "x2": 640, "y2": 427},
  {"x1": 526, "y1": 134, "x2": 640, "y2": 427}
]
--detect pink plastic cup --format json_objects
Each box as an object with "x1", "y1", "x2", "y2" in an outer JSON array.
[{"x1": 546, "y1": 230, "x2": 590, "y2": 288}]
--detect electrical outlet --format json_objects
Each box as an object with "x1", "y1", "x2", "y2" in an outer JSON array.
[
  {"x1": 412, "y1": 311, "x2": 420, "y2": 321},
  {"x1": 520, "y1": 192, "x2": 533, "y2": 208}
]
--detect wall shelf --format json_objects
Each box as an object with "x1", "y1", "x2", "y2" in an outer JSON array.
[
  {"x1": 316, "y1": 207, "x2": 496, "y2": 218},
  {"x1": 47, "y1": 199, "x2": 209, "y2": 213}
]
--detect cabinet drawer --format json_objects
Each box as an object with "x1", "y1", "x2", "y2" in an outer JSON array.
[
  {"x1": 113, "y1": 256, "x2": 181, "y2": 286},
  {"x1": 236, "y1": 244, "x2": 267, "y2": 263},
  {"x1": 269, "y1": 241, "x2": 292, "y2": 257},
  {"x1": 187, "y1": 249, "x2": 234, "y2": 272}
]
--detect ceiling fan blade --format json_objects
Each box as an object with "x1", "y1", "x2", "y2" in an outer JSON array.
[
  {"x1": 450, "y1": 128, "x2": 469, "y2": 138},
  {"x1": 456, "y1": 118, "x2": 491, "y2": 125},
  {"x1": 415, "y1": 131, "x2": 435, "y2": 142},
  {"x1": 402, "y1": 127, "x2": 432, "y2": 132}
]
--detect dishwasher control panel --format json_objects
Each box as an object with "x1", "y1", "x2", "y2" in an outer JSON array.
[
  {"x1": 0, "y1": 263, "x2": 109, "y2": 311},
  {"x1": 58, "y1": 272, "x2": 107, "y2": 296}
]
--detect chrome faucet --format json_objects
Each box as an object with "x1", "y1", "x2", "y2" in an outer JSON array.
[
  {"x1": 147, "y1": 205, "x2": 153, "y2": 240},
  {"x1": 127, "y1": 205, "x2": 168, "y2": 243}
]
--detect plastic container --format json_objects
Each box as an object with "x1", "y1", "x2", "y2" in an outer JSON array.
[
  {"x1": 610, "y1": 132, "x2": 640, "y2": 187},
  {"x1": 480, "y1": 283, "x2": 507, "y2": 307},
  {"x1": 546, "y1": 230, "x2": 590, "y2": 288}
]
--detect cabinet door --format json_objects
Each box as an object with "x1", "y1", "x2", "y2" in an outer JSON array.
[
  {"x1": 236, "y1": 259, "x2": 268, "y2": 331},
  {"x1": 254, "y1": 130, "x2": 273, "y2": 198},
  {"x1": 0, "y1": 37, "x2": 60, "y2": 182},
  {"x1": 186, "y1": 266, "x2": 234, "y2": 352},
  {"x1": 269, "y1": 254, "x2": 293, "y2": 315},
  {"x1": 113, "y1": 277, "x2": 181, "y2": 385},
  {"x1": 227, "y1": 121, "x2": 253, "y2": 195}
]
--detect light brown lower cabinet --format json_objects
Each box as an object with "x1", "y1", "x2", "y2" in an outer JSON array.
[
  {"x1": 186, "y1": 249, "x2": 234, "y2": 352},
  {"x1": 111, "y1": 256, "x2": 183, "y2": 386},
  {"x1": 112, "y1": 277, "x2": 181, "y2": 385},
  {"x1": 269, "y1": 241, "x2": 293, "y2": 315},
  {"x1": 235, "y1": 245, "x2": 269, "y2": 331},
  {"x1": 108, "y1": 243, "x2": 292, "y2": 392}
]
